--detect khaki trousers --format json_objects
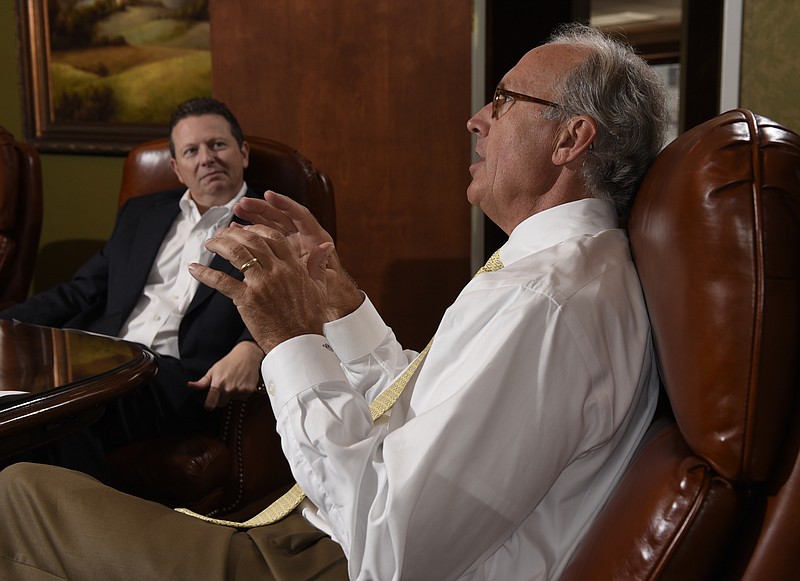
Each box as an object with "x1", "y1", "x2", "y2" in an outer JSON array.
[{"x1": 0, "y1": 463, "x2": 348, "y2": 581}]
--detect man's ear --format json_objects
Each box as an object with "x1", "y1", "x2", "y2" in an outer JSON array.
[
  {"x1": 552, "y1": 116, "x2": 597, "y2": 166},
  {"x1": 169, "y1": 157, "x2": 186, "y2": 185},
  {"x1": 240, "y1": 140, "x2": 250, "y2": 170}
]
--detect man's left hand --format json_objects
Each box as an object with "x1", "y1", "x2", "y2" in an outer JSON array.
[{"x1": 187, "y1": 340, "x2": 264, "y2": 411}]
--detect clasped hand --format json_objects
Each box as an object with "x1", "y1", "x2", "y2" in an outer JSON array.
[
  {"x1": 188, "y1": 190, "x2": 362, "y2": 355},
  {"x1": 189, "y1": 222, "x2": 330, "y2": 354}
]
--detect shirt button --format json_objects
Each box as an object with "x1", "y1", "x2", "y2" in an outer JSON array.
[
  {"x1": 154, "y1": 315, "x2": 161, "y2": 321},
  {"x1": 267, "y1": 383, "x2": 276, "y2": 396}
]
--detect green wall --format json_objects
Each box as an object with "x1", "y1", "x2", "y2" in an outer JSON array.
[
  {"x1": 1, "y1": 1, "x2": 123, "y2": 290},
  {"x1": 740, "y1": 0, "x2": 800, "y2": 132}
]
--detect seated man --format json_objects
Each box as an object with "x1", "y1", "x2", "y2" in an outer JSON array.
[
  {"x1": 0, "y1": 97, "x2": 265, "y2": 478},
  {"x1": 0, "y1": 24, "x2": 668, "y2": 579}
]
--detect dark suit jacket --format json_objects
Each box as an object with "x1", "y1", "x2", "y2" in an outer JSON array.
[{"x1": 1, "y1": 187, "x2": 259, "y2": 383}]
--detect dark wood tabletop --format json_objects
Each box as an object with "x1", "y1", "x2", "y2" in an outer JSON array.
[{"x1": 0, "y1": 320, "x2": 157, "y2": 458}]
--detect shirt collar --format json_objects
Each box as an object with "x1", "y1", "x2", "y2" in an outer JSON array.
[
  {"x1": 499, "y1": 198, "x2": 618, "y2": 267},
  {"x1": 179, "y1": 182, "x2": 249, "y2": 222}
]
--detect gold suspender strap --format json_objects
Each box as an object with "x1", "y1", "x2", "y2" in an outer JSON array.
[{"x1": 175, "y1": 251, "x2": 503, "y2": 528}]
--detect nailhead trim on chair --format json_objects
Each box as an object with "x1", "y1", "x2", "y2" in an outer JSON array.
[{"x1": 206, "y1": 399, "x2": 248, "y2": 517}]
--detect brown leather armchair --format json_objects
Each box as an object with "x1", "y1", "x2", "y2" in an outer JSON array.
[
  {"x1": 562, "y1": 109, "x2": 800, "y2": 579},
  {"x1": 0, "y1": 127, "x2": 43, "y2": 310},
  {"x1": 106, "y1": 135, "x2": 335, "y2": 519}
]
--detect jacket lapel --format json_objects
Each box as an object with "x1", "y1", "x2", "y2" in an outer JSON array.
[{"x1": 120, "y1": 194, "x2": 181, "y2": 317}]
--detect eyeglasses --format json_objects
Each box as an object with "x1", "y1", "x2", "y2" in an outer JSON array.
[{"x1": 492, "y1": 85, "x2": 562, "y2": 119}]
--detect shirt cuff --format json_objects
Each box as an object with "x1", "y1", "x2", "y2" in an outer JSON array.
[
  {"x1": 261, "y1": 334, "x2": 345, "y2": 414},
  {"x1": 323, "y1": 294, "x2": 388, "y2": 363}
]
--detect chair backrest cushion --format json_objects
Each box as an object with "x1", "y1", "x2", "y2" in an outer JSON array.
[
  {"x1": 0, "y1": 127, "x2": 43, "y2": 307},
  {"x1": 0, "y1": 130, "x2": 20, "y2": 234},
  {"x1": 629, "y1": 109, "x2": 800, "y2": 483},
  {"x1": 562, "y1": 109, "x2": 800, "y2": 580}
]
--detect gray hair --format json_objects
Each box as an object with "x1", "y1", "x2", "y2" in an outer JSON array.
[{"x1": 542, "y1": 23, "x2": 669, "y2": 219}]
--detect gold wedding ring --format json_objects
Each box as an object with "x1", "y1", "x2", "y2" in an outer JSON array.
[{"x1": 239, "y1": 257, "x2": 259, "y2": 274}]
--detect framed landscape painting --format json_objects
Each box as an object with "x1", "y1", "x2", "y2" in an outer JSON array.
[{"x1": 17, "y1": 0, "x2": 211, "y2": 154}]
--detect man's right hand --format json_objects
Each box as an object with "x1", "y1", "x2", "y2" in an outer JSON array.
[
  {"x1": 189, "y1": 226, "x2": 329, "y2": 354},
  {"x1": 234, "y1": 190, "x2": 363, "y2": 320}
]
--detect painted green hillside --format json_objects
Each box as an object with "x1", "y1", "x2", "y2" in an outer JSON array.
[{"x1": 49, "y1": 1, "x2": 211, "y2": 125}]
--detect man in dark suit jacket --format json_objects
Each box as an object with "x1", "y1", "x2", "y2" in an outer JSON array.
[{"x1": 0, "y1": 97, "x2": 264, "y2": 477}]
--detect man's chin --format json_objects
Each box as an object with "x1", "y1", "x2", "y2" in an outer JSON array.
[
  {"x1": 465, "y1": 184, "x2": 482, "y2": 208},
  {"x1": 195, "y1": 182, "x2": 241, "y2": 201}
]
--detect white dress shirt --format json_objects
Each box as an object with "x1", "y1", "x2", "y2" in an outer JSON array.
[
  {"x1": 120, "y1": 184, "x2": 248, "y2": 357},
  {"x1": 261, "y1": 198, "x2": 659, "y2": 580}
]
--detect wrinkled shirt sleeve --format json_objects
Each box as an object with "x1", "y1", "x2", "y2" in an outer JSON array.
[{"x1": 322, "y1": 295, "x2": 418, "y2": 402}]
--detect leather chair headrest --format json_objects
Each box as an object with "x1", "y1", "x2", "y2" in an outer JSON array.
[
  {"x1": 120, "y1": 136, "x2": 324, "y2": 207},
  {"x1": 629, "y1": 109, "x2": 800, "y2": 483},
  {"x1": 118, "y1": 135, "x2": 336, "y2": 241}
]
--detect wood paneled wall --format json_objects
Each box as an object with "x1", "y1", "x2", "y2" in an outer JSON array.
[{"x1": 209, "y1": 0, "x2": 473, "y2": 349}]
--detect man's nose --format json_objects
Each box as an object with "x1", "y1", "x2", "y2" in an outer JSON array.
[
  {"x1": 467, "y1": 102, "x2": 492, "y2": 136},
  {"x1": 198, "y1": 145, "x2": 215, "y2": 164}
]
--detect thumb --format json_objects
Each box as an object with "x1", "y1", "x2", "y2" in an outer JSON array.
[{"x1": 187, "y1": 375, "x2": 212, "y2": 391}]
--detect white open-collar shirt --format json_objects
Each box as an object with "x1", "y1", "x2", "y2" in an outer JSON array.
[
  {"x1": 120, "y1": 183, "x2": 247, "y2": 357},
  {"x1": 261, "y1": 198, "x2": 659, "y2": 580}
]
